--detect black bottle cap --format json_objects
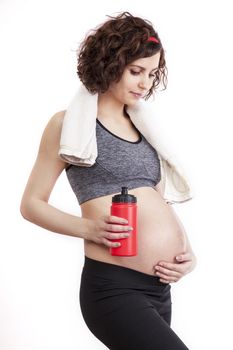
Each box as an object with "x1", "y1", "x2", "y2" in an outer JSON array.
[{"x1": 112, "y1": 187, "x2": 137, "y2": 203}]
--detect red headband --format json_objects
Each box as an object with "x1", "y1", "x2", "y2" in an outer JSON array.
[{"x1": 147, "y1": 36, "x2": 159, "y2": 44}]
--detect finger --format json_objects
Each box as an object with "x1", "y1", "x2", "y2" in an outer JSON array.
[
  {"x1": 159, "y1": 278, "x2": 178, "y2": 284},
  {"x1": 155, "y1": 270, "x2": 181, "y2": 283},
  {"x1": 155, "y1": 262, "x2": 192, "y2": 278},
  {"x1": 107, "y1": 224, "x2": 133, "y2": 232},
  {"x1": 105, "y1": 215, "x2": 128, "y2": 224},
  {"x1": 102, "y1": 238, "x2": 121, "y2": 248},
  {"x1": 105, "y1": 232, "x2": 130, "y2": 240},
  {"x1": 155, "y1": 262, "x2": 183, "y2": 273},
  {"x1": 159, "y1": 279, "x2": 171, "y2": 284},
  {"x1": 176, "y1": 252, "x2": 192, "y2": 262},
  {"x1": 155, "y1": 268, "x2": 181, "y2": 280},
  {"x1": 155, "y1": 265, "x2": 181, "y2": 276}
]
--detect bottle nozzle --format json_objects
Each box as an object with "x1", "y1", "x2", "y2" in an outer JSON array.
[
  {"x1": 112, "y1": 186, "x2": 136, "y2": 203},
  {"x1": 121, "y1": 187, "x2": 128, "y2": 195}
]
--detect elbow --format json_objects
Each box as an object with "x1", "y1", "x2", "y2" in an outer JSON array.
[
  {"x1": 20, "y1": 196, "x2": 36, "y2": 222},
  {"x1": 20, "y1": 200, "x2": 30, "y2": 221},
  {"x1": 20, "y1": 196, "x2": 46, "y2": 224}
]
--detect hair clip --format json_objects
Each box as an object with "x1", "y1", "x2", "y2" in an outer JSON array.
[{"x1": 147, "y1": 36, "x2": 159, "y2": 44}]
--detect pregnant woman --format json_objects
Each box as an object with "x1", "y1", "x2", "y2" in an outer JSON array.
[{"x1": 20, "y1": 11, "x2": 197, "y2": 350}]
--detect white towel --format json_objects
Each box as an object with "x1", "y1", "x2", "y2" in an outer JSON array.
[{"x1": 59, "y1": 84, "x2": 194, "y2": 204}]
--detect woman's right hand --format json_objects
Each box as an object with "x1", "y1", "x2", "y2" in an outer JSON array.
[{"x1": 84, "y1": 215, "x2": 133, "y2": 248}]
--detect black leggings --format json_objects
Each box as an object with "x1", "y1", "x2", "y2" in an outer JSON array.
[{"x1": 79, "y1": 256, "x2": 189, "y2": 350}]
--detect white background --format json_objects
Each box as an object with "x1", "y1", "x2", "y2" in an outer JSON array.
[{"x1": 1, "y1": 0, "x2": 233, "y2": 349}]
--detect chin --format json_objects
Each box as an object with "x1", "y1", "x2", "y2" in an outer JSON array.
[{"x1": 125, "y1": 99, "x2": 140, "y2": 108}]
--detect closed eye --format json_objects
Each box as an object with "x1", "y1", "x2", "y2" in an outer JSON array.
[{"x1": 130, "y1": 69, "x2": 156, "y2": 78}]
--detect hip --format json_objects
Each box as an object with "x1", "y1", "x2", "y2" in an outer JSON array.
[{"x1": 79, "y1": 256, "x2": 172, "y2": 327}]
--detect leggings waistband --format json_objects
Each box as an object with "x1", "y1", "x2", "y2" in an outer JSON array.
[{"x1": 83, "y1": 256, "x2": 169, "y2": 287}]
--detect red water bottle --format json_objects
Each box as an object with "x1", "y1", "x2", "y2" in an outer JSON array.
[{"x1": 110, "y1": 187, "x2": 137, "y2": 256}]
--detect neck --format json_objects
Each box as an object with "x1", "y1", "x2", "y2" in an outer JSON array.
[{"x1": 97, "y1": 91, "x2": 129, "y2": 123}]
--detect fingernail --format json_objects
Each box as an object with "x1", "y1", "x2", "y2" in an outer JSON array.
[{"x1": 176, "y1": 256, "x2": 182, "y2": 261}]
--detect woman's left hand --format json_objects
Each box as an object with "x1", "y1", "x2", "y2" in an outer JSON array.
[{"x1": 153, "y1": 252, "x2": 197, "y2": 284}]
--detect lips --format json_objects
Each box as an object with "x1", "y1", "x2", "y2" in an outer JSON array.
[{"x1": 130, "y1": 92, "x2": 143, "y2": 98}]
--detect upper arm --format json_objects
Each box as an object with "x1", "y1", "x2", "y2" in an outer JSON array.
[{"x1": 20, "y1": 110, "x2": 68, "y2": 208}]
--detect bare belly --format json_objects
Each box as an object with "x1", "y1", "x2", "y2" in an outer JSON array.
[{"x1": 81, "y1": 186, "x2": 187, "y2": 276}]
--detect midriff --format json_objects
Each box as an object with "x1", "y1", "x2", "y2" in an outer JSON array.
[{"x1": 80, "y1": 186, "x2": 187, "y2": 276}]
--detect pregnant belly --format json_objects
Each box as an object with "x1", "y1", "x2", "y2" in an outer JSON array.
[{"x1": 81, "y1": 187, "x2": 187, "y2": 276}]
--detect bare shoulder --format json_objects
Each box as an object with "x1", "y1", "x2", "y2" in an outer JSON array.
[
  {"x1": 52, "y1": 109, "x2": 66, "y2": 122},
  {"x1": 38, "y1": 110, "x2": 67, "y2": 160},
  {"x1": 46, "y1": 109, "x2": 66, "y2": 133}
]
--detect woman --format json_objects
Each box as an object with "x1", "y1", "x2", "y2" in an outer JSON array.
[{"x1": 20, "y1": 11, "x2": 196, "y2": 350}]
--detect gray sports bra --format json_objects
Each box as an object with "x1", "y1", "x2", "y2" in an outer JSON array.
[{"x1": 65, "y1": 118, "x2": 161, "y2": 205}]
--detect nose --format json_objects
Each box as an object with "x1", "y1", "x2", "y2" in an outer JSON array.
[{"x1": 138, "y1": 75, "x2": 151, "y2": 91}]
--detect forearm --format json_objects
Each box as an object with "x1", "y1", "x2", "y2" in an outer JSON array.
[{"x1": 20, "y1": 198, "x2": 90, "y2": 239}]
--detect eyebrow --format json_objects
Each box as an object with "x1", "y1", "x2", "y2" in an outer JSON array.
[{"x1": 130, "y1": 64, "x2": 158, "y2": 72}]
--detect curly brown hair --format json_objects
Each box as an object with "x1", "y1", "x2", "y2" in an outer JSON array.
[{"x1": 77, "y1": 12, "x2": 168, "y2": 100}]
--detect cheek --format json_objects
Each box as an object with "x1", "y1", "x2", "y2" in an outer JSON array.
[
  {"x1": 126, "y1": 71, "x2": 136, "y2": 82},
  {"x1": 115, "y1": 81, "x2": 130, "y2": 96},
  {"x1": 122, "y1": 74, "x2": 137, "y2": 89}
]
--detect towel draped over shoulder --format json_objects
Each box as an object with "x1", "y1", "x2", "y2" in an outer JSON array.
[{"x1": 59, "y1": 84, "x2": 194, "y2": 204}]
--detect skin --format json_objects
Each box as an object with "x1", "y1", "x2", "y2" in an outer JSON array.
[
  {"x1": 98, "y1": 53, "x2": 197, "y2": 283},
  {"x1": 21, "y1": 53, "x2": 196, "y2": 284},
  {"x1": 98, "y1": 53, "x2": 161, "y2": 123},
  {"x1": 154, "y1": 205, "x2": 197, "y2": 284},
  {"x1": 154, "y1": 252, "x2": 196, "y2": 284}
]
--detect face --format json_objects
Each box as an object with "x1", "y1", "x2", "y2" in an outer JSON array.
[{"x1": 108, "y1": 52, "x2": 161, "y2": 106}]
